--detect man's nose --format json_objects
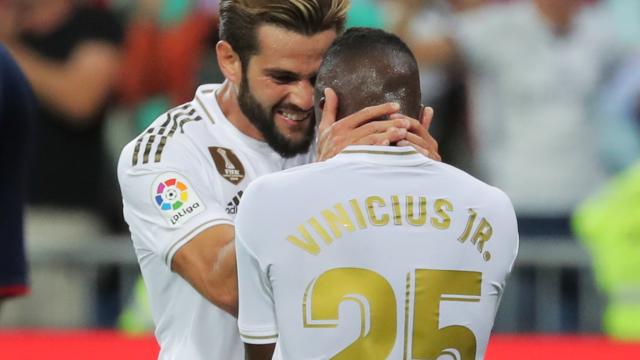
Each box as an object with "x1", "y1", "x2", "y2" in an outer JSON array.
[{"x1": 288, "y1": 80, "x2": 314, "y2": 111}]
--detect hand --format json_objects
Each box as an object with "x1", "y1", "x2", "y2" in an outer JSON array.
[
  {"x1": 393, "y1": 107, "x2": 441, "y2": 161},
  {"x1": 315, "y1": 88, "x2": 440, "y2": 161}
]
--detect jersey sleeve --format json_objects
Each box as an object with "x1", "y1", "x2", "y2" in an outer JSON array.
[
  {"x1": 118, "y1": 137, "x2": 233, "y2": 268},
  {"x1": 235, "y1": 183, "x2": 278, "y2": 345},
  {"x1": 488, "y1": 187, "x2": 520, "y2": 275},
  {"x1": 236, "y1": 235, "x2": 278, "y2": 344}
]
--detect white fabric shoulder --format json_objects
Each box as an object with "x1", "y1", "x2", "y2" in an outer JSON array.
[{"x1": 117, "y1": 103, "x2": 232, "y2": 268}]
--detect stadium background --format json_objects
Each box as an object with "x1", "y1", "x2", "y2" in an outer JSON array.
[{"x1": 1, "y1": 0, "x2": 640, "y2": 358}]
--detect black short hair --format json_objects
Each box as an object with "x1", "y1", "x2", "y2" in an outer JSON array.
[
  {"x1": 322, "y1": 27, "x2": 417, "y2": 67},
  {"x1": 315, "y1": 27, "x2": 421, "y2": 120}
]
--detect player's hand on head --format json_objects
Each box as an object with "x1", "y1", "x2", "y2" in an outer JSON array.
[
  {"x1": 392, "y1": 107, "x2": 441, "y2": 161},
  {"x1": 316, "y1": 87, "x2": 406, "y2": 161},
  {"x1": 315, "y1": 88, "x2": 440, "y2": 161}
]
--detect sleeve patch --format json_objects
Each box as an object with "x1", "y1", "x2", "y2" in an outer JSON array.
[{"x1": 151, "y1": 172, "x2": 206, "y2": 227}]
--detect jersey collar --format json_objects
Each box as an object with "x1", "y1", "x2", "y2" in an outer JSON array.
[
  {"x1": 195, "y1": 84, "x2": 283, "y2": 156},
  {"x1": 331, "y1": 145, "x2": 432, "y2": 166}
]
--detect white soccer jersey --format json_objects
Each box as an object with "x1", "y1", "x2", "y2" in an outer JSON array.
[
  {"x1": 117, "y1": 84, "x2": 312, "y2": 360},
  {"x1": 236, "y1": 145, "x2": 519, "y2": 360}
]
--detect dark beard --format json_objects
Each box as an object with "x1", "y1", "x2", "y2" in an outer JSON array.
[{"x1": 237, "y1": 74, "x2": 315, "y2": 158}]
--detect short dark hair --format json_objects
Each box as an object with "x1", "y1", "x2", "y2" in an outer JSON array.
[
  {"x1": 219, "y1": 0, "x2": 350, "y2": 67},
  {"x1": 315, "y1": 27, "x2": 421, "y2": 120}
]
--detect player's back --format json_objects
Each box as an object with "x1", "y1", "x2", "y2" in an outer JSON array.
[{"x1": 236, "y1": 145, "x2": 519, "y2": 360}]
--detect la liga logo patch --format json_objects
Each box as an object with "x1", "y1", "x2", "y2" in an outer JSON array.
[
  {"x1": 155, "y1": 178, "x2": 189, "y2": 211},
  {"x1": 152, "y1": 173, "x2": 205, "y2": 227}
]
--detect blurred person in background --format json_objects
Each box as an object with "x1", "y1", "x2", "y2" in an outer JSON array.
[
  {"x1": 604, "y1": 0, "x2": 640, "y2": 50},
  {"x1": 574, "y1": 30, "x2": 640, "y2": 338},
  {"x1": 0, "y1": 0, "x2": 124, "y2": 326},
  {"x1": 345, "y1": 0, "x2": 385, "y2": 28},
  {"x1": 594, "y1": 53, "x2": 640, "y2": 173},
  {"x1": 393, "y1": 0, "x2": 628, "y2": 237},
  {"x1": 591, "y1": 0, "x2": 640, "y2": 173},
  {"x1": 0, "y1": 45, "x2": 34, "y2": 316},
  {"x1": 393, "y1": 0, "x2": 631, "y2": 332},
  {"x1": 387, "y1": 0, "x2": 486, "y2": 169},
  {"x1": 573, "y1": 157, "x2": 640, "y2": 340},
  {"x1": 117, "y1": 0, "x2": 220, "y2": 133}
]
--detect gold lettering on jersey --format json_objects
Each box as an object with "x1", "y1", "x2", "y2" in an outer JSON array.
[
  {"x1": 287, "y1": 225, "x2": 321, "y2": 255},
  {"x1": 321, "y1": 204, "x2": 356, "y2": 238},
  {"x1": 458, "y1": 209, "x2": 477, "y2": 243},
  {"x1": 406, "y1": 196, "x2": 427, "y2": 226},
  {"x1": 367, "y1": 196, "x2": 389, "y2": 226},
  {"x1": 350, "y1": 199, "x2": 368, "y2": 230},
  {"x1": 285, "y1": 195, "x2": 494, "y2": 262},
  {"x1": 209, "y1": 147, "x2": 245, "y2": 185},
  {"x1": 391, "y1": 195, "x2": 403, "y2": 225},
  {"x1": 309, "y1": 217, "x2": 333, "y2": 245},
  {"x1": 431, "y1": 199, "x2": 453, "y2": 230},
  {"x1": 471, "y1": 218, "x2": 492, "y2": 253}
]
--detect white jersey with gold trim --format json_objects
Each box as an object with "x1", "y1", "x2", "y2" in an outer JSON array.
[
  {"x1": 117, "y1": 84, "x2": 312, "y2": 360},
  {"x1": 235, "y1": 145, "x2": 518, "y2": 360}
]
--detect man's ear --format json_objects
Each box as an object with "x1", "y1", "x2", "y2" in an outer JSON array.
[
  {"x1": 313, "y1": 89, "x2": 326, "y2": 126},
  {"x1": 216, "y1": 40, "x2": 243, "y2": 85}
]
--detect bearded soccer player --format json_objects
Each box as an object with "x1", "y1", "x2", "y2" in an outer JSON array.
[
  {"x1": 235, "y1": 28, "x2": 519, "y2": 360},
  {"x1": 117, "y1": 1, "x2": 438, "y2": 359}
]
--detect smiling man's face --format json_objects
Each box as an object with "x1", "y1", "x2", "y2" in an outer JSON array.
[{"x1": 237, "y1": 24, "x2": 337, "y2": 157}]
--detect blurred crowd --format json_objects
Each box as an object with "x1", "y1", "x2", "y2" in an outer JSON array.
[{"x1": 0, "y1": 0, "x2": 639, "y2": 335}]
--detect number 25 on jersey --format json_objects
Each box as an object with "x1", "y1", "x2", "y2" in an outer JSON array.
[{"x1": 303, "y1": 268, "x2": 482, "y2": 360}]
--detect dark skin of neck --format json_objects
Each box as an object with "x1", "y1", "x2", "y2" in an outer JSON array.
[{"x1": 534, "y1": 0, "x2": 583, "y2": 36}]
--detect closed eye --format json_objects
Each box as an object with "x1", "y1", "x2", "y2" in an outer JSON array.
[
  {"x1": 265, "y1": 69, "x2": 300, "y2": 85},
  {"x1": 271, "y1": 75, "x2": 297, "y2": 84}
]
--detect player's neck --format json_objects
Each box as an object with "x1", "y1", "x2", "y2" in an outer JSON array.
[
  {"x1": 215, "y1": 80, "x2": 265, "y2": 141},
  {"x1": 534, "y1": 0, "x2": 576, "y2": 36}
]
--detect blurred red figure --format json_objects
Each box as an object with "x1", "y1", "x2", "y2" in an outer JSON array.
[{"x1": 118, "y1": 0, "x2": 219, "y2": 117}]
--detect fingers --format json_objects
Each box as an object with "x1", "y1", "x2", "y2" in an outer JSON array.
[
  {"x1": 389, "y1": 113, "x2": 428, "y2": 140},
  {"x1": 349, "y1": 117, "x2": 412, "y2": 142},
  {"x1": 355, "y1": 127, "x2": 410, "y2": 146},
  {"x1": 316, "y1": 119, "x2": 409, "y2": 161},
  {"x1": 391, "y1": 110, "x2": 440, "y2": 160},
  {"x1": 421, "y1": 106, "x2": 435, "y2": 130},
  {"x1": 398, "y1": 140, "x2": 433, "y2": 160},
  {"x1": 336, "y1": 102, "x2": 401, "y2": 131},
  {"x1": 398, "y1": 133, "x2": 442, "y2": 161},
  {"x1": 316, "y1": 102, "x2": 441, "y2": 162}
]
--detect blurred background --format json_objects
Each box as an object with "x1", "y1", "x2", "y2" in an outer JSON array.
[{"x1": 1, "y1": 0, "x2": 639, "y2": 358}]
